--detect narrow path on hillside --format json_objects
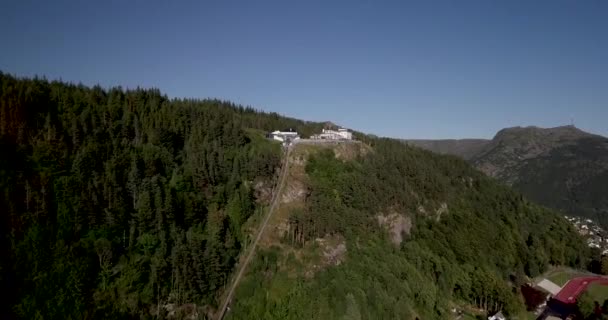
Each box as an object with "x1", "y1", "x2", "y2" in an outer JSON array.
[{"x1": 216, "y1": 146, "x2": 292, "y2": 320}]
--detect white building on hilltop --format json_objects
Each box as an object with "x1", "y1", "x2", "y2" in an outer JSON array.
[
  {"x1": 268, "y1": 128, "x2": 300, "y2": 144},
  {"x1": 313, "y1": 127, "x2": 353, "y2": 140}
]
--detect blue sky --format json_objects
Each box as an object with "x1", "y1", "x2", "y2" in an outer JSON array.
[{"x1": 1, "y1": 0, "x2": 606, "y2": 139}]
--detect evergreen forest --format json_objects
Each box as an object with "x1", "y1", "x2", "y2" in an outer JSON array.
[{"x1": 0, "y1": 73, "x2": 591, "y2": 319}]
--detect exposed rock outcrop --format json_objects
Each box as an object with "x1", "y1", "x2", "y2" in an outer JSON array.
[
  {"x1": 316, "y1": 236, "x2": 347, "y2": 266},
  {"x1": 281, "y1": 179, "x2": 307, "y2": 204},
  {"x1": 253, "y1": 179, "x2": 273, "y2": 205},
  {"x1": 376, "y1": 213, "x2": 412, "y2": 245}
]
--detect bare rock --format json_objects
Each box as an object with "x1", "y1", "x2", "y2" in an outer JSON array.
[
  {"x1": 376, "y1": 213, "x2": 412, "y2": 245},
  {"x1": 315, "y1": 236, "x2": 347, "y2": 266},
  {"x1": 253, "y1": 179, "x2": 273, "y2": 205},
  {"x1": 435, "y1": 202, "x2": 448, "y2": 221},
  {"x1": 163, "y1": 303, "x2": 201, "y2": 320},
  {"x1": 417, "y1": 205, "x2": 427, "y2": 215},
  {"x1": 281, "y1": 179, "x2": 307, "y2": 204}
]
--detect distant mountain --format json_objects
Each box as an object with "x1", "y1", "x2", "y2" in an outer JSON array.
[
  {"x1": 408, "y1": 126, "x2": 608, "y2": 227},
  {"x1": 404, "y1": 138, "x2": 490, "y2": 160}
]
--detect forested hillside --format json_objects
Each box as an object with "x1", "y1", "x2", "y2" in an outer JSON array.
[
  {"x1": 472, "y1": 126, "x2": 608, "y2": 228},
  {"x1": 404, "y1": 139, "x2": 490, "y2": 160},
  {"x1": 0, "y1": 72, "x2": 324, "y2": 319},
  {"x1": 0, "y1": 73, "x2": 591, "y2": 320},
  {"x1": 228, "y1": 140, "x2": 590, "y2": 319},
  {"x1": 407, "y1": 126, "x2": 608, "y2": 228}
]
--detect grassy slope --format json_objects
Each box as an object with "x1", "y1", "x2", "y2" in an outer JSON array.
[
  {"x1": 542, "y1": 267, "x2": 594, "y2": 287},
  {"x1": 586, "y1": 283, "x2": 608, "y2": 301}
]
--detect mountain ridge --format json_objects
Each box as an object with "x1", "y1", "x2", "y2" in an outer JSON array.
[
  {"x1": 404, "y1": 138, "x2": 490, "y2": 160},
  {"x1": 407, "y1": 125, "x2": 608, "y2": 227}
]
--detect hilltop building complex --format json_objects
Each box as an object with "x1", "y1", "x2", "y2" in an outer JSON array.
[{"x1": 312, "y1": 127, "x2": 353, "y2": 140}]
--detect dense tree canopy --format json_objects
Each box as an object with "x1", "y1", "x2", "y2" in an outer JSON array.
[
  {"x1": 228, "y1": 140, "x2": 590, "y2": 319},
  {"x1": 0, "y1": 72, "x2": 324, "y2": 319},
  {"x1": 0, "y1": 73, "x2": 590, "y2": 319}
]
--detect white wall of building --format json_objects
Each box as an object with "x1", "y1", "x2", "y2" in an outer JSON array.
[
  {"x1": 269, "y1": 130, "x2": 300, "y2": 143},
  {"x1": 337, "y1": 128, "x2": 352, "y2": 140},
  {"x1": 318, "y1": 128, "x2": 352, "y2": 140}
]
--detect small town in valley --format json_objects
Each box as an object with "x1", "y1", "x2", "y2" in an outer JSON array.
[{"x1": 564, "y1": 215, "x2": 608, "y2": 255}]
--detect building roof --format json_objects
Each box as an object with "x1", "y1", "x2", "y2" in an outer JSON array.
[
  {"x1": 271, "y1": 130, "x2": 299, "y2": 135},
  {"x1": 537, "y1": 279, "x2": 561, "y2": 295}
]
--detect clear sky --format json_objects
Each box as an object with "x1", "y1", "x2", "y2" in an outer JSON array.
[{"x1": 1, "y1": 0, "x2": 606, "y2": 139}]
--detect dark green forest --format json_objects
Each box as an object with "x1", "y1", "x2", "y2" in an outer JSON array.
[
  {"x1": 228, "y1": 142, "x2": 591, "y2": 319},
  {"x1": 407, "y1": 126, "x2": 608, "y2": 230},
  {"x1": 0, "y1": 73, "x2": 591, "y2": 319},
  {"x1": 0, "y1": 72, "x2": 324, "y2": 319},
  {"x1": 513, "y1": 137, "x2": 608, "y2": 228}
]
